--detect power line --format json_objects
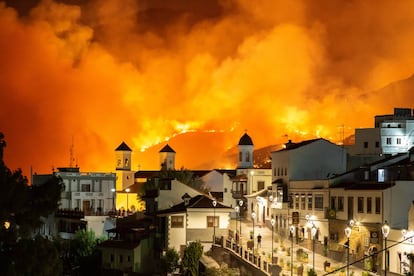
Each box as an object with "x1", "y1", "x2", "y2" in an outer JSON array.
[{"x1": 323, "y1": 234, "x2": 414, "y2": 276}]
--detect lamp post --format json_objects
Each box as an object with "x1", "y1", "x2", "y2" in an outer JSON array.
[
  {"x1": 125, "y1": 188, "x2": 130, "y2": 213},
  {"x1": 345, "y1": 226, "x2": 352, "y2": 276},
  {"x1": 311, "y1": 226, "x2": 317, "y2": 272},
  {"x1": 290, "y1": 225, "x2": 295, "y2": 276},
  {"x1": 382, "y1": 221, "x2": 390, "y2": 276},
  {"x1": 239, "y1": 200, "x2": 243, "y2": 236},
  {"x1": 271, "y1": 218, "x2": 275, "y2": 263},
  {"x1": 235, "y1": 206, "x2": 239, "y2": 243},
  {"x1": 251, "y1": 211, "x2": 256, "y2": 250},
  {"x1": 111, "y1": 188, "x2": 116, "y2": 211},
  {"x1": 213, "y1": 200, "x2": 217, "y2": 244}
]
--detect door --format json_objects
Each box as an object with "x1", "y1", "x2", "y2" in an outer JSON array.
[
  {"x1": 347, "y1": 196, "x2": 354, "y2": 220},
  {"x1": 83, "y1": 200, "x2": 90, "y2": 212}
]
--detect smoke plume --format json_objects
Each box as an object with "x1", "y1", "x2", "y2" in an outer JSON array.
[{"x1": 1, "y1": 0, "x2": 414, "y2": 174}]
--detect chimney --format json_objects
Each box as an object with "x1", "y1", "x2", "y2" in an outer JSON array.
[{"x1": 285, "y1": 140, "x2": 294, "y2": 149}]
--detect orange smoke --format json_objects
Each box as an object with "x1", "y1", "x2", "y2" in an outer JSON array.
[{"x1": 1, "y1": 0, "x2": 414, "y2": 176}]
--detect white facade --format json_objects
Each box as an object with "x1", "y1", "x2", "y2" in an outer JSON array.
[
  {"x1": 166, "y1": 207, "x2": 231, "y2": 253},
  {"x1": 56, "y1": 169, "x2": 116, "y2": 214},
  {"x1": 158, "y1": 179, "x2": 202, "y2": 210},
  {"x1": 352, "y1": 108, "x2": 414, "y2": 157},
  {"x1": 201, "y1": 170, "x2": 234, "y2": 207},
  {"x1": 237, "y1": 168, "x2": 272, "y2": 196},
  {"x1": 271, "y1": 139, "x2": 347, "y2": 182}
]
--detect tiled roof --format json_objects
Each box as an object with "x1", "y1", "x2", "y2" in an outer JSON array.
[
  {"x1": 331, "y1": 181, "x2": 394, "y2": 190},
  {"x1": 277, "y1": 138, "x2": 322, "y2": 152},
  {"x1": 115, "y1": 141, "x2": 132, "y2": 151},
  {"x1": 135, "y1": 170, "x2": 160, "y2": 178},
  {"x1": 98, "y1": 240, "x2": 141, "y2": 249},
  {"x1": 156, "y1": 194, "x2": 231, "y2": 216}
]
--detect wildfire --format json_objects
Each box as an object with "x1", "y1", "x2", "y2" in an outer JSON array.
[{"x1": 1, "y1": 0, "x2": 414, "y2": 175}]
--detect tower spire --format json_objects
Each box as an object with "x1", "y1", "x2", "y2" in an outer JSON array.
[{"x1": 69, "y1": 137, "x2": 75, "y2": 168}]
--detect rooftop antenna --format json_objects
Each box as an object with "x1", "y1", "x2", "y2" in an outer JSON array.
[
  {"x1": 69, "y1": 137, "x2": 75, "y2": 168},
  {"x1": 338, "y1": 124, "x2": 345, "y2": 147}
]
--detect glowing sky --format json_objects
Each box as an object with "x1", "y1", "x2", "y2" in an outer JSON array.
[{"x1": 1, "y1": 0, "x2": 414, "y2": 175}]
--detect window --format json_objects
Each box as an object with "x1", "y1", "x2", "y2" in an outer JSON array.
[
  {"x1": 301, "y1": 194, "x2": 306, "y2": 210},
  {"x1": 308, "y1": 194, "x2": 313, "y2": 210},
  {"x1": 295, "y1": 194, "x2": 299, "y2": 209},
  {"x1": 375, "y1": 141, "x2": 380, "y2": 148},
  {"x1": 397, "y1": 138, "x2": 402, "y2": 145},
  {"x1": 330, "y1": 196, "x2": 336, "y2": 210},
  {"x1": 127, "y1": 255, "x2": 131, "y2": 262},
  {"x1": 288, "y1": 193, "x2": 293, "y2": 209},
  {"x1": 375, "y1": 197, "x2": 381, "y2": 214},
  {"x1": 119, "y1": 255, "x2": 123, "y2": 263},
  {"x1": 117, "y1": 159, "x2": 121, "y2": 166},
  {"x1": 378, "y1": 169, "x2": 385, "y2": 182},
  {"x1": 386, "y1": 137, "x2": 392, "y2": 145},
  {"x1": 273, "y1": 168, "x2": 276, "y2": 176},
  {"x1": 245, "y1": 152, "x2": 250, "y2": 162},
  {"x1": 357, "y1": 197, "x2": 364, "y2": 213},
  {"x1": 171, "y1": 216, "x2": 184, "y2": 228},
  {"x1": 364, "y1": 142, "x2": 368, "y2": 148},
  {"x1": 314, "y1": 195, "x2": 324, "y2": 210},
  {"x1": 110, "y1": 254, "x2": 114, "y2": 262},
  {"x1": 239, "y1": 152, "x2": 242, "y2": 162},
  {"x1": 338, "y1": 196, "x2": 344, "y2": 211},
  {"x1": 367, "y1": 197, "x2": 372, "y2": 213},
  {"x1": 124, "y1": 158, "x2": 129, "y2": 166},
  {"x1": 258, "y1": 181, "x2": 265, "y2": 190},
  {"x1": 81, "y1": 184, "x2": 90, "y2": 192},
  {"x1": 207, "y1": 216, "x2": 219, "y2": 228}
]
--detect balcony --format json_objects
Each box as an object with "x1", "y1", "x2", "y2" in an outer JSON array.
[{"x1": 232, "y1": 190, "x2": 246, "y2": 199}]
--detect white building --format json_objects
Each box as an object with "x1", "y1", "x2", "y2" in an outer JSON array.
[
  {"x1": 269, "y1": 138, "x2": 347, "y2": 236},
  {"x1": 328, "y1": 151, "x2": 414, "y2": 273},
  {"x1": 157, "y1": 194, "x2": 232, "y2": 254},
  {"x1": 351, "y1": 107, "x2": 414, "y2": 157},
  {"x1": 33, "y1": 167, "x2": 116, "y2": 239}
]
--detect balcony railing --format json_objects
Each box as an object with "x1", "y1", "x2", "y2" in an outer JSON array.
[{"x1": 232, "y1": 191, "x2": 246, "y2": 199}]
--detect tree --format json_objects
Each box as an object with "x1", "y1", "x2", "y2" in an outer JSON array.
[
  {"x1": 0, "y1": 132, "x2": 64, "y2": 274},
  {"x1": 181, "y1": 241, "x2": 203, "y2": 276},
  {"x1": 158, "y1": 167, "x2": 208, "y2": 192},
  {"x1": 13, "y1": 235, "x2": 62, "y2": 276},
  {"x1": 160, "y1": 247, "x2": 180, "y2": 273},
  {"x1": 70, "y1": 228, "x2": 106, "y2": 274}
]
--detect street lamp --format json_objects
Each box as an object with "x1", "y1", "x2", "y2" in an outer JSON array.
[
  {"x1": 125, "y1": 188, "x2": 130, "y2": 213},
  {"x1": 290, "y1": 225, "x2": 295, "y2": 276},
  {"x1": 235, "y1": 206, "x2": 239, "y2": 242},
  {"x1": 239, "y1": 200, "x2": 243, "y2": 236},
  {"x1": 251, "y1": 211, "x2": 256, "y2": 250},
  {"x1": 271, "y1": 218, "x2": 275, "y2": 263},
  {"x1": 382, "y1": 221, "x2": 390, "y2": 276},
  {"x1": 345, "y1": 226, "x2": 352, "y2": 276},
  {"x1": 111, "y1": 188, "x2": 116, "y2": 211},
  {"x1": 213, "y1": 200, "x2": 217, "y2": 244},
  {"x1": 311, "y1": 226, "x2": 317, "y2": 272}
]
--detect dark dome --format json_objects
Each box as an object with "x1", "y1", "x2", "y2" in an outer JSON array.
[
  {"x1": 238, "y1": 133, "x2": 253, "y2": 145},
  {"x1": 159, "y1": 144, "x2": 176, "y2": 153}
]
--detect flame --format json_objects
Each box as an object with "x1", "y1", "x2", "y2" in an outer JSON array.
[{"x1": 1, "y1": 0, "x2": 414, "y2": 174}]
